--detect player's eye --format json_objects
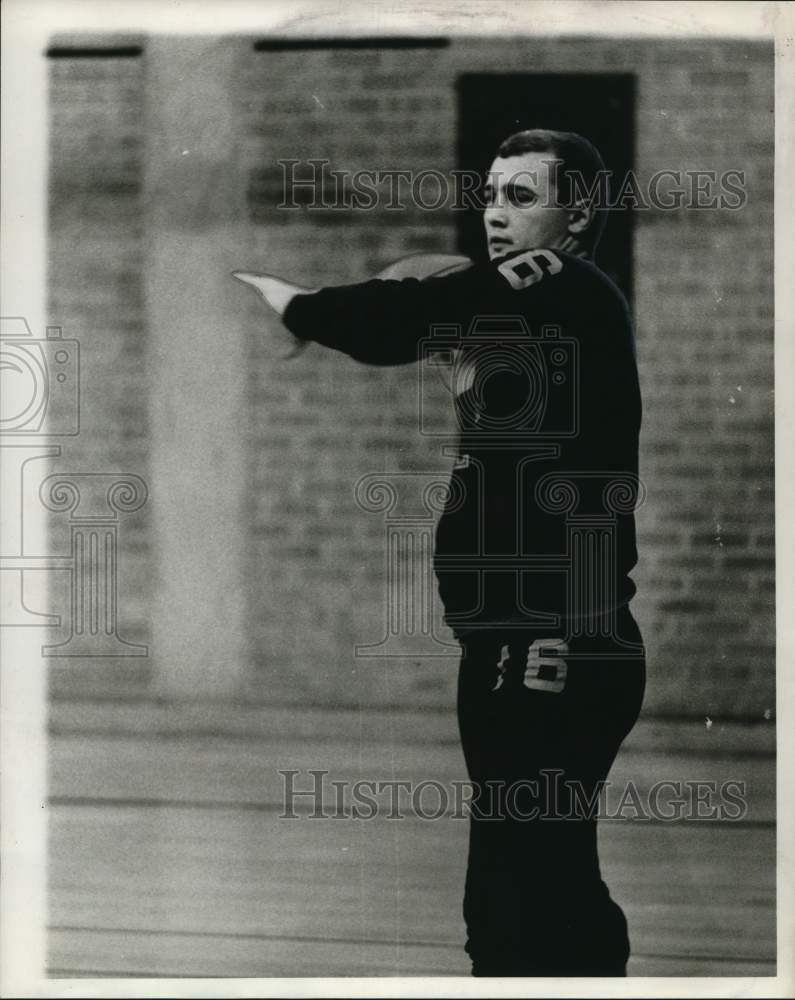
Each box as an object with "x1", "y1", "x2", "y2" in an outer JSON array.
[{"x1": 506, "y1": 185, "x2": 537, "y2": 207}]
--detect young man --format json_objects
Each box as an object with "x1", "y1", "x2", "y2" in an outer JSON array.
[{"x1": 235, "y1": 129, "x2": 645, "y2": 977}]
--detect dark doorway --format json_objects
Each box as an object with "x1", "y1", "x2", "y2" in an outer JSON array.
[{"x1": 457, "y1": 73, "x2": 635, "y2": 303}]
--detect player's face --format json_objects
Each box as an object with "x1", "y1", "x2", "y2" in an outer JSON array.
[{"x1": 483, "y1": 152, "x2": 571, "y2": 261}]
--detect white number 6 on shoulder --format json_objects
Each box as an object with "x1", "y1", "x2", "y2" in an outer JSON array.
[{"x1": 498, "y1": 249, "x2": 563, "y2": 290}]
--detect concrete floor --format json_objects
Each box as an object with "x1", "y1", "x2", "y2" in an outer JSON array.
[{"x1": 46, "y1": 703, "x2": 776, "y2": 978}]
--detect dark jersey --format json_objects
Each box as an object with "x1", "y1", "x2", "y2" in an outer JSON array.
[{"x1": 283, "y1": 248, "x2": 641, "y2": 639}]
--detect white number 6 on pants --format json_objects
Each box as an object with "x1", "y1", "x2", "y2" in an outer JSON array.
[{"x1": 524, "y1": 638, "x2": 569, "y2": 694}]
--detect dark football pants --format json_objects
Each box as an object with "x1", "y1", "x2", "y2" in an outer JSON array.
[{"x1": 456, "y1": 607, "x2": 646, "y2": 977}]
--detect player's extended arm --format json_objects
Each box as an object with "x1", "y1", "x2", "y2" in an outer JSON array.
[
  {"x1": 283, "y1": 262, "x2": 504, "y2": 366},
  {"x1": 232, "y1": 254, "x2": 511, "y2": 366},
  {"x1": 232, "y1": 264, "x2": 468, "y2": 364}
]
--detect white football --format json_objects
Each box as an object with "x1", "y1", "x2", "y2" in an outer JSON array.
[{"x1": 375, "y1": 253, "x2": 473, "y2": 281}]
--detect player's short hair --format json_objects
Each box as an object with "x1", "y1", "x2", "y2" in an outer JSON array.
[{"x1": 496, "y1": 129, "x2": 609, "y2": 252}]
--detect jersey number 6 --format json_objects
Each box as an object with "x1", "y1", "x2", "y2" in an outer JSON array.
[{"x1": 498, "y1": 249, "x2": 563, "y2": 290}]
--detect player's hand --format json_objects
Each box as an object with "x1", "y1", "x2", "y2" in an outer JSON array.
[{"x1": 232, "y1": 271, "x2": 316, "y2": 359}]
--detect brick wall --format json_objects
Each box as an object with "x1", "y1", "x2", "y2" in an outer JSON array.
[
  {"x1": 47, "y1": 41, "x2": 153, "y2": 696},
  {"x1": 47, "y1": 35, "x2": 774, "y2": 717}
]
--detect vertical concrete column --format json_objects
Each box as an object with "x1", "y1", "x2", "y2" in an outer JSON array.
[{"x1": 143, "y1": 38, "x2": 252, "y2": 697}]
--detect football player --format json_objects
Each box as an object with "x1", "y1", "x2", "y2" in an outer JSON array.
[{"x1": 235, "y1": 129, "x2": 645, "y2": 977}]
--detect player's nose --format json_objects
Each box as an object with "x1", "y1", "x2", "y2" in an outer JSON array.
[
  {"x1": 484, "y1": 195, "x2": 509, "y2": 227},
  {"x1": 484, "y1": 207, "x2": 508, "y2": 229}
]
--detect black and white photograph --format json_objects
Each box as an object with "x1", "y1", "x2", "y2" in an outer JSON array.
[{"x1": 1, "y1": 0, "x2": 792, "y2": 995}]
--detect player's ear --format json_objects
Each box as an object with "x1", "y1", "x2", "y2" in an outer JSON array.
[{"x1": 567, "y1": 199, "x2": 595, "y2": 237}]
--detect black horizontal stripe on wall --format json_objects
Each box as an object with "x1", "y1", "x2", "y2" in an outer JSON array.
[{"x1": 46, "y1": 46, "x2": 143, "y2": 59}]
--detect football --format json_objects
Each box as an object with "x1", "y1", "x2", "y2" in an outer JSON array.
[{"x1": 374, "y1": 252, "x2": 473, "y2": 281}]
